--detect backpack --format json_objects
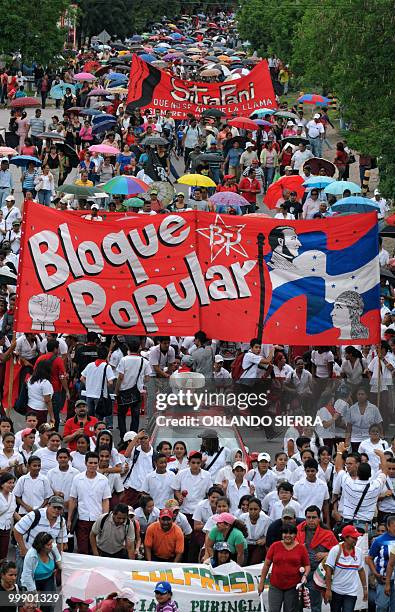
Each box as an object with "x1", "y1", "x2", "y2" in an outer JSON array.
[
  {"x1": 99, "y1": 512, "x2": 130, "y2": 543},
  {"x1": 231, "y1": 352, "x2": 253, "y2": 381}
]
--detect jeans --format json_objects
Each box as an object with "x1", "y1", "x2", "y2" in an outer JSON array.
[
  {"x1": 308, "y1": 137, "x2": 322, "y2": 157},
  {"x1": 38, "y1": 189, "x2": 52, "y2": 205},
  {"x1": 306, "y1": 575, "x2": 322, "y2": 612},
  {"x1": 36, "y1": 574, "x2": 56, "y2": 612},
  {"x1": 0, "y1": 187, "x2": 11, "y2": 207},
  {"x1": 330, "y1": 591, "x2": 357, "y2": 612},
  {"x1": 41, "y1": 91, "x2": 47, "y2": 109},
  {"x1": 268, "y1": 585, "x2": 299, "y2": 612},
  {"x1": 376, "y1": 581, "x2": 395, "y2": 612},
  {"x1": 118, "y1": 400, "x2": 140, "y2": 440},
  {"x1": 52, "y1": 389, "x2": 65, "y2": 431},
  {"x1": 86, "y1": 396, "x2": 99, "y2": 417},
  {"x1": 263, "y1": 166, "x2": 275, "y2": 190}
]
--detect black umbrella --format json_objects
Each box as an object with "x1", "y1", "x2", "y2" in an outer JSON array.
[
  {"x1": 380, "y1": 267, "x2": 395, "y2": 281},
  {"x1": 140, "y1": 136, "x2": 169, "y2": 146},
  {"x1": 0, "y1": 266, "x2": 17, "y2": 286},
  {"x1": 198, "y1": 153, "x2": 224, "y2": 162},
  {"x1": 223, "y1": 136, "x2": 247, "y2": 155},
  {"x1": 202, "y1": 108, "x2": 226, "y2": 118},
  {"x1": 111, "y1": 43, "x2": 129, "y2": 51},
  {"x1": 56, "y1": 142, "x2": 79, "y2": 168},
  {"x1": 37, "y1": 132, "x2": 65, "y2": 141},
  {"x1": 380, "y1": 225, "x2": 395, "y2": 238}
]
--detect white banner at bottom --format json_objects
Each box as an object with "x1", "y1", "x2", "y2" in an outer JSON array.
[{"x1": 62, "y1": 551, "x2": 367, "y2": 611}]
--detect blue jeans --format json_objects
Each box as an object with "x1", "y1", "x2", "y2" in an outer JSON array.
[
  {"x1": 330, "y1": 591, "x2": 357, "y2": 612},
  {"x1": 38, "y1": 189, "x2": 52, "y2": 205},
  {"x1": 306, "y1": 574, "x2": 322, "y2": 612},
  {"x1": 308, "y1": 137, "x2": 322, "y2": 157},
  {"x1": 376, "y1": 581, "x2": 395, "y2": 612},
  {"x1": 263, "y1": 166, "x2": 275, "y2": 190}
]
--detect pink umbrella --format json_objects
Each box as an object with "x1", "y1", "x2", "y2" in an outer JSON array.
[
  {"x1": 63, "y1": 569, "x2": 123, "y2": 600},
  {"x1": 0, "y1": 147, "x2": 17, "y2": 155},
  {"x1": 89, "y1": 144, "x2": 119, "y2": 155},
  {"x1": 74, "y1": 72, "x2": 96, "y2": 81},
  {"x1": 88, "y1": 88, "x2": 111, "y2": 96}
]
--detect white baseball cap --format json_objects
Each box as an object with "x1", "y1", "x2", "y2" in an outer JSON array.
[
  {"x1": 90, "y1": 203, "x2": 99, "y2": 209},
  {"x1": 257, "y1": 452, "x2": 271, "y2": 462},
  {"x1": 123, "y1": 431, "x2": 137, "y2": 442},
  {"x1": 5, "y1": 195, "x2": 14, "y2": 202},
  {"x1": 214, "y1": 354, "x2": 224, "y2": 363},
  {"x1": 374, "y1": 188, "x2": 381, "y2": 195},
  {"x1": 313, "y1": 113, "x2": 321, "y2": 119},
  {"x1": 233, "y1": 461, "x2": 247, "y2": 470},
  {"x1": 245, "y1": 141, "x2": 254, "y2": 148}
]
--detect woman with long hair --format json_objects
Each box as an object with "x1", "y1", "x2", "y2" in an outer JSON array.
[
  {"x1": 20, "y1": 532, "x2": 61, "y2": 597},
  {"x1": 171, "y1": 441, "x2": 188, "y2": 474},
  {"x1": 94, "y1": 430, "x2": 122, "y2": 472},
  {"x1": 0, "y1": 474, "x2": 18, "y2": 560},
  {"x1": 27, "y1": 361, "x2": 54, "y2": 426}
]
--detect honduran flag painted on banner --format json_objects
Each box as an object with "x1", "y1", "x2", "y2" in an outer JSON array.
[{"x1": 14, "y1": 203, "x2": 380, "y2": 344}]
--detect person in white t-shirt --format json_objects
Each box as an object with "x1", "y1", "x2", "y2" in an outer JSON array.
[
  {"x1": 141, "y1": 453, "x2": 176, "y2": 509},
  {"x1": 34, "y1": 432, "x2": 62, "y2": 475},
  {"x1": 293, "y1": 459, "x2": 330, "y2": 526},
  {"x1": 240, "y1": 497, "x2": 271, "y2": 564},
  {"x1": 173, "y1": 450, "x2": 212, "y2": 516},
  {"x1": 68, "y1": 451, "x2": 111, "y2": 554},
  {"x1": 14, "y1": 455, "x2": 52, "y2": 516},
  {"x1": 239, "y1": 338, "x2": 274, "y2": 382},
  {"x1": 358, "y1": 424, "x2": 389, "y2": 474},
  {"x1": 80, "y1": 345, "x2": 116, "y2": 416}
]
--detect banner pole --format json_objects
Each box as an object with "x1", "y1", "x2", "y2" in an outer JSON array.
[{"x1": 257, "y1": 233, "x2": 265, "y2": 344}]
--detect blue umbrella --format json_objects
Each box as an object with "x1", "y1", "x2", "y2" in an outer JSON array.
[
  {"x1": 107, "y1": 72, "x2": 128, "y2": 81},
  {"x1": 138, "y1": 53, "x2": 157, "y2": 63},
  {"x1": 49, "y1": 82, "x2": 76, "y2": 100},
  {"x1": 80, "y1": 108, "x2": 103, "y2": 116},
  {"x1": 303, "y1": 176, "x2": 335, "y2": 189},
  {"x1": 170, "y1": 33, "x2": 182, "y2": 39},
  {"x1": 250, "y1": 108, "x2": 275, "y2": 117},
  {"x1": 92, "y1": 113, "x2": 116, "y2": 124},
  {"x1": 324, "y1": 180, "x2": 361, "y2": 195},
  {"x1": 330, "y1": 197, "x2": 380, "y2": 214},
  {"x1": 92, "y1": 121, "x2": 117, "y2": 134},
  {"x1": 155, "y1": 47, "x2": 169, "y2": 55},
  {"x1": 131, "y1": 35, "x2": 143, "y2": 42},
  {"x1": 10, "y1": 155, "x2": 41, "y2": 167}
]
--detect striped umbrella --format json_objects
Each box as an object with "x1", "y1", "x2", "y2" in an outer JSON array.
[
  {"x1": 102, "y1": 175, "x2": 150, "y2": 195},
  {"x1": 297, "y1": 94, "x2": 330, "y2": 106}
]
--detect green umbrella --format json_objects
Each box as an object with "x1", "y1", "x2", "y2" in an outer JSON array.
[
  {"x1": 125, "y1": 197, "x2": 144, "y2": 208},
  {"x1": 57, "y1": 184, "x2": 105, "y2": 197}
]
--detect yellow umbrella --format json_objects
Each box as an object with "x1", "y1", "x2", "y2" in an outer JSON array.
[
  {"x1": 178, "y1": 174, "x2": 216, "y2": 187},
  {"x1": 107, "y1": 87, "x2": 129, "y2": 94},
  {"x1": 168, "y1": 24, "x2": 177, "y2": 29},
  {"x1": 118, "y1": 50, "x2": 130, "y2": 56}
]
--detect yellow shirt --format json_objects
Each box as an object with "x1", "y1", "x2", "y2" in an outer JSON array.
[{"x1": 74, "y1": 179, "x2": 93, "y2": 186}]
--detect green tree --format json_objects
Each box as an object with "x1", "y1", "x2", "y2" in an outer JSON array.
[
  {"x1": 0, "y1": 0, "x2": 71, "y2": 66},
  {"x1": 292, "y1": 0, "x2": 395, "y2": 196},
  {"x1": 237, "y1": 0, "x2": 304, "y2": 59}
]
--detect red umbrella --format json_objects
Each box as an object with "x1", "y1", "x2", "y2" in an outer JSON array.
[
  {"x1": 264, "y1": 175, "x2": 305, "y2": 210},
  {"x1": 63, "y1": 106, "x2": 84, "y2": 115},
  {"x1": 386, "y1": 213, "x2": 395, "y2": 226},
  {"x1": 228, "y1": 117, "x2": 258, "y2": 131},
  {"x1": 83, "y1": 60, "x2": 101, "y2": 73},
  {"x1": 10, "y1": 97, "x2": 40, "y2": 108}
]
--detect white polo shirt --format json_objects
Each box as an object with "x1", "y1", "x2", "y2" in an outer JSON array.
[
  {"x1": 14, "y1": 507, "x2": 68, "y2": 549},
  {"x1": 293, "y1": 477, "x2": 330, "y2": 513},
  {"x1": 269, "y1": 499, "x2": 302, "y2": 521},
  {"x1": 124, "y1": 446, "x2": 154, "y2": 491},
  {"x1": 246, "y1": 469, "x2": 277, "y2": 500},
  {"x1": 239, "y1": 511, "x2": 271, "y2": 544},
  {"x1": 240, "y1": 352, "x2": 262, "y2": 380},
  {"x1": 34, "y1": 447, "x2": 58, "y2": 475},
  {"x1": 227, "y1": 478, "x2": 251, "y2": 514},
  {"x1": 117, "y1": 355, "x2": 151, "y2": 390},
  {"x1": 357, "y1": 438, "x2": 389, "y2": 473},
  {"x1": 192, "y1": 499, "x2": 213, "y2": 524},
  {"x1": 148, "y1": 346, "x2": 175, "y2": 376},
  {"x1": 306, "y1": 120, "x2": 324, "y2": 138},
  {"x1": 339, "y1": 469, "x2": 386, "y2": 521},
  {"x1": 326, "y1": 543, "x2": 363, "y2": 595},
  {"x1": 13, "y1": 473, "x2": 53, "y2": 515},
  {"x1": 81, "y1": 362, "x2": 116, "y2": 399},
  {"x1": 47, "y1": 465, "x2": 79, "y2": 502},
  {"x1": 141, "y1": 470, "x2": 177, "y2": 509},
  {"x1": 174, "y1": 468, "x2": 213, "y2": 514},
  {"x1": 15, "y1": 335, "x2": 38, "y2": 361},
  {"x1": 70, "y1": 471, "x2": 111, "y2": 521}
]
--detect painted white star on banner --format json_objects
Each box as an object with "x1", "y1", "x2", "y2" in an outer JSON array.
[{"x1": 196, "y1": 214, "x2": 248, "y2": 262}]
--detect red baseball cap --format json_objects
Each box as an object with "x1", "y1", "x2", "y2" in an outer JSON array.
[
  {"x1": 159, "y1": 509, "x2": 174, "y2": 519},
  {"x1": 341, "y1": 525, "x2": 361, "y2": 539},
  {"x1": 21, "y1": 428, "x2": 36, "y2": 438},
  {"x1": 188, "y1": 450, "x2": 202, "y2": 460}
]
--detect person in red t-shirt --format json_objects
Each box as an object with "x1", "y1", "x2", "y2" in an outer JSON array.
[
  {"x1": 35, "y1": 339, "x2": 70, "y2": 431},
  {"x1": 238, "y1": 169, "x2": 261, "y2": 214},
  {"x1": 63, "y1": 400, "x2": 98, "y2": 451},
  {"x1": 258, "y1": 524, "x2": 310, "y2": 610}
]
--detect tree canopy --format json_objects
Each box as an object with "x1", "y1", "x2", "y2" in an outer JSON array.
[{"x1": 237, "y1": 0, "x2": 395, "y2": 196}]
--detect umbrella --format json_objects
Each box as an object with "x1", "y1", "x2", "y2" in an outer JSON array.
[
  {"x1": 80, "y1": 108, "x2": 103, "y2": 116},
  {"x1": 324, "y1": 180, "x2": 362, "y2": 195},
  {"x1": 111, "y1": 43, "x2": 129, "y2": 50},
  {"x1": 64, "y1": 106, "x2": 84, "y2": 115},
  {"x1": 273, "y1": 110, "x2": 299, "y2": 120},
  {"x1": 201, "y1": 108, "x2": 227, "y2": 118},
  {"x1": 37, "y1": 132, "x2": 65, "y2": 141},
  {"x1": 55, "y1": 143, "x2": 79, "y2": 168},
  {"x1": 140, "y1": 136, "x2": 168, "y2": 146},
  {"x1": 200, "y1": 68, "x2": 221, "y2": 77},
  {"x1": 63, "y1": 569, "x2": 124, "y2": 601},
  {"x1": 49, "y1": 83, "x2": 76, "y2": 99},
  {"x1": 298, "y1": 94, "x2": 330, "y2": 106},
  {"x1": 330, "y1": 197, "x2": 379, "y2": 214},
  {"x1": 254, "y1": 119, "x2": 273, "y2": 127},
  {"x1": 106, "y1": 87, "x2": 128, "y2": 94},
  {"x1": 282, "y1": 136, "x2": 309, "y2": 147},
  {"x1": 0, "y1": 267, "x2": 17, "y2": 286},
  {"x1": 228, "y1": 117, "x2": 258, "y2": 131},
  {"x1": 131, "y1": 35, "x2": 143, "y2": 42},
  {"x1": 92, "y1": 121, "x2": 117, "y2": 134},
  {"x1": 379, "y1": 267, "x2": 395, "y2": 281},
  {"x1": 88, "y1": 88, "x2": 111, "y2": 96},
  {"x1": 250, "y1": 109, "x2": 275, "y2": 117},
  {"x1": 385, "y1": 214, "x2": 395, "y2": 226},
  {"x1": 124, "y1": 197, "x2": 144, "y2": 208},
  {"x1": 9, "y1": 155, "x2": 41, "y2": 167},
  {"x1": 73, "y1": 72, "x2": 96, "y2": 81},
  {"x1": 178, "y1": 174, "x2": 216, "y2": 187},
  {"x1": 102, "y1": 175, "x2": 150, "y2": 195},
  {"x1": 106, "y1": 72, "x2": 128, "y2": 81},
  {"x1": 95, "y1": 66, "x2": 110, "y2": 77},
  {"x1": 145, "y1": 181, "x2": 175, "y2": 206},
  {"x1": 83, "y1": 60, "x2": 101, "y2": 73},
  {"x1": 209, "y1": 192, "x2": 249, "y2": 208},
  {"x1": 264, "y1": 175, "x2": 305, "y2": 210},
  {"x1": 92, "y1": 113, "x2": 116, "y2": 124},
  {"x1": 303, "y1": 176, "x2": 335, "y2": 189},
  {"x1": 223, "y1": 136, "x2": 248, "y2": 155},
  {"x1": 303, "y1": 157, "x2": 336, "y2": 177},
  {"x1": 10, "y1": 97, "x2": 40, "y2": 108},
  {"x1": 138, "y1": 53, "x2": 156, "y2": 63},
  {"x1": 0, "y1": 147, "x2": 17, "y2": 156},
  {"x1": 58, "y1": 184, "x2": 104, "y2": 197}
]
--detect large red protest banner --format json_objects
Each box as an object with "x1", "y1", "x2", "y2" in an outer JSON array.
[
  {"x1": 126, "y1": 54, "x2": 277, "y2": 119},
  {"x1": 14, "y1": 203, "x2": 380, "y2": 344}
]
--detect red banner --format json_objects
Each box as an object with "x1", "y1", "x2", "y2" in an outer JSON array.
[
  {"x1": 126, "y1": 54, "x2": 277, "y2": 119},
  {"x1": 14, "y1": 202, "x2": 380, "y2": 344}
]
